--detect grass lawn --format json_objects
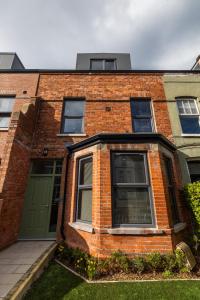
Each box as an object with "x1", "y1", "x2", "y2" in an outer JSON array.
[{"x1": 24, "y1": 262, "x2": 200, "y2": 300}]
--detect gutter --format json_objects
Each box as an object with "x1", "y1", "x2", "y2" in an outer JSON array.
[
  {"x1": 1, "y1": 69, "x2": 200, "y2": 74},
  {"x1": 67, "y1": 133, "x2": 176, "y2": 153}
]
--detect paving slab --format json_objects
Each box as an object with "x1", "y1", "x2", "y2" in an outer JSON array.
[{"x1": 0, "y1": 241, "x2": 54, "y2": 299}]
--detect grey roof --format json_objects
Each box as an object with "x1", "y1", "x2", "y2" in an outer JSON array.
[
  {"x1": 191, "y1": 55, "x2": 200, "y2": 70},
  {"x1": 0, "y1": 53, "x2": 25, "y2": 70}
]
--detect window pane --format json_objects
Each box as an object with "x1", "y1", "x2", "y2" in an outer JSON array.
[
  {"x1": 80, "y1": 158, "x2": 92, "y2": 185},
  {"x1": 105, "y1": 60, "x2": 115, "y2": 70},
  {"x1": 113, "y1": 187, "x2": 152, "y2": 225},
  {"x1": 131, "y1": 100, "x2": 151, "y2": 116},
  {"x1": 0, "y1": 116, "x2": 10, "y2": 127},
  {"x1": 183, "y1": 100, "x2": 191, "y2": 114},
  {"x1": 31, "y1": 160, "x2": 54, "y2": 174},
  {"x1": 63, "y1": 118, "x2": 83, "y2": 133},
  {"x1": 133, "y1": 118, "x2": 152, "y2": 132},
  {"x1": 190, "y1": 174, "x2": 200, "y2": 182},
  {"x1": 188, "y1": 161, "x2": 200, "y2": 183},
  {"x1": 190, "y1": 100, "x2": 198, "y2": 114},
  {"x1": 188, "y1": 161, "x2": 200, "y2": 174},
  {"x1": 177, "y1": 101, "x2": 184, "y2": 114},
  {"x1": 0, "y1": 97, "x2": 14, "y2": 112},
  {"x1": 49, "y1": 176, "x2": 61, "y2": 232},
  {"x1": 180, "y1": 116, "x2": 200, "y2": 133},
  {"x1": 77, "y1": 189, "x2": 92, "y2": 222},
  {"x1": 64, "y1": 101, "x2": 84, "y2": 117},
  {"x1": 55, "y1": 159, "x2": 63, "y2": 174},
  {"x1": 113, "y1": 154, "x2": 146, "y2": 184},
  {"x1": 90, "y1": 60, "x2": 103, "y2": 70}
]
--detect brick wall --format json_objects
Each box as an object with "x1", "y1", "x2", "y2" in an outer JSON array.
[
  {"x1": 0, "y1": 73, "x2": 39, "y2": 249},
  {"x1": 33, "y1": 73, "x2": 173, "y2": 154}
]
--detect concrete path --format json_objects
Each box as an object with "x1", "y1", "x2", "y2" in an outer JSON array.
[{"x1": 0, "y1": 241, "x2": 54, "y2": 299}]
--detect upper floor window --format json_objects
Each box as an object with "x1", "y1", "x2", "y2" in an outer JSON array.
[
  {"x1": 61, "y1": 99, "x2": 85, "y2": 134},
  {"x1": 0, "y1": 97, "x2": 15, "y2": 128},
  {"x1": 111, "y1": 153, "x2": 154, "y2": 227},
  {"x1": 177, "y1": 98, "x2": 200, "y2": 134},
  {"x1": 90, "y1": 59, "x2": 116, "y2": 70},
  {"x1": 131, "y1": 100, "x2": 154, "y2": 133},
  {"x1": 76, "y1": 156, "x2": 93, "y2": 223}
]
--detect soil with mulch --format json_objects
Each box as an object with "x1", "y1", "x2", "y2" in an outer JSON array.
[{"x1": 58, "y1": 258, "x2": 200, "y2": 281}]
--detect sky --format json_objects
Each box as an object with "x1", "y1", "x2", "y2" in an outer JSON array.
[{"x1": 0, "y1": 0, "x2": 199, "y2": 70}]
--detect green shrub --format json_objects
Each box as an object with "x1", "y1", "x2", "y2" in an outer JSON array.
[
  {"x1": 132, "y1": 256, "x2": 147, "y2": 274},
  {"x1": 162, "y1": 253, "x2": 178, "y2": 272},
  {"x1": 184, "y1": 181, "x2": 200, "y2": 235},
  {"x1": 175, "y1": 249, "x2": 186, "y2": 271},
  {"x1": 146, "y1": 252, "x2": 164, "y2": 272},
  {"x1": 109, "y1": 251, "x2": 130, "y2": 273}
]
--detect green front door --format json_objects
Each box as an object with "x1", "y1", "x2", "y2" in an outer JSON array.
[{"x1": 19, "y1": 159, "x2": 62, "y2": 239}]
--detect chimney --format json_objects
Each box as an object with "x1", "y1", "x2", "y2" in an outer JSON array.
[{"x1": 191, "y1": 55, "x2": 200, "y2": 70}]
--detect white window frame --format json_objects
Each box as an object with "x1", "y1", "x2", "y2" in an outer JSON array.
[{"x1": 176, "y1": 98, "x2": 200, "y2": 136}]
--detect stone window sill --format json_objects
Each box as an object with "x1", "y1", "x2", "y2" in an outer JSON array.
[
  {"x1": 0, "y1": 128, "x2": 8, "y2": 131},
  {"x1": 57, "y1": 133, "x2": 87, "y2": 137},
  {"x1": 106, "y1": 228, "x2": 164, "y2": 235},
  {"x1": 173, "y1": 222, "x2": 187, "y2": 233},
  {"x1": 181, "y1": 134, "x2": 200, "y2": 137},
  {"x1": 69, "y1": 222, "x2": 94, "y2": 233}
]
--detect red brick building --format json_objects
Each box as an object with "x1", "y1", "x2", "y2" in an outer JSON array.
[{"x1": 0, "y1": 53, "x2": 188, "y2": 256}]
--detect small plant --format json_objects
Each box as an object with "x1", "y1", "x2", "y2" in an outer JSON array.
[
  {"x1": 175, "y1": 249, "x2": 186, "y2": 271},
  {"x1": 162, "y1": 270, "x2": 173, "y2": 279},
  {"x1": 86, "y1": 258, "x2": 98, "y2": 280},
  {"x1": 132, "y1": 256, "x2": 147, "y2": 274},
  {"x1": 146, "y1": 252, "x2": 164, "y2": 273}
]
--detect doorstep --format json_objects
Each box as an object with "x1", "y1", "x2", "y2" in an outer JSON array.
[{"x1": 0, "y1": 241, "x2": 57, "y2": 300}]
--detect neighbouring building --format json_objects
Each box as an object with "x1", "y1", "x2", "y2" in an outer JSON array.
[
  {"x1": 164, "y1": 57, "x2": 200, "y2": 185},
  {"x1": 0, "y1": 52, "x2": 199, "y2": 257}
]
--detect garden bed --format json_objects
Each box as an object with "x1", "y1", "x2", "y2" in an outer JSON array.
[{"x1": 55, "y1": 244, "x2": 200, "y2": 282}]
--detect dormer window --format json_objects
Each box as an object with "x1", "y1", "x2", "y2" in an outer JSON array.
[{"x1": 90, "y1": 59, "x2": 116, "y2": 70}]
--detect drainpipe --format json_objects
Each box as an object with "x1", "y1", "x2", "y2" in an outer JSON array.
[{"x1": 60, "y1": 146, "x2": 72, "y2": 240}]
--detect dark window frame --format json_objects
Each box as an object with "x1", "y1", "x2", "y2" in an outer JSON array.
[
  {"x1": 130, "y1": 98, "x2": 154, "y2": 133},
  {"x1": 163, "y1": 156, "x2": 180, "y2": 225},
  {"x1": 76, "y1": 155, "x2": 93, "y2": 224},
  {"x1": 0, "y1": 96, "x2": 15, "y2": 128},
  {"x1": 90, "y1": 59, "x2": 117, "y2": 70},
  {"x1": 111, "y1": 151, "x2": 155, "y2": 228},
  {"x1": 176, "y1": 97, "x2": 200, "y2": 134},
  {"x1": 61, "y1": 98, "x2": 85, "y2": 134}
]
